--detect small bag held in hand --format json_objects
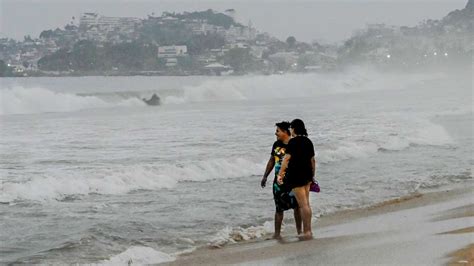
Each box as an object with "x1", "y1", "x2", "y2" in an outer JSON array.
[{"x1": 310, "y1": 180, "x2": 320, "y2": 193}]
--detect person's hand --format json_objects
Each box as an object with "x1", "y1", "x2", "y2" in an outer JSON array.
[
  {"x1": 261, "y1": 177, "x2": 267, "y2": 188},
  {"x1": 277, "y1": 174, "x2": 284, "y2": 185}
]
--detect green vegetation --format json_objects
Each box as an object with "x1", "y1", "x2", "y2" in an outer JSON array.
[
  {"x1": 286, "y1": 36, "x2": 296, "y2": 50},
  {"x1": 0, "y1": 60, "x2": 12, "y2": 76},
  {"x1": 38, "y1": 40, "x2": 163, "y2": 71},
  {"x1": 222, "y1": 48, "x2": 265, "y2": 73},
  {"x1": 171, "y1": 9, "x2": 241, "y2": 29},
  {"x1": 37, "y1": 9, "x2": 240, "y2": 73}
]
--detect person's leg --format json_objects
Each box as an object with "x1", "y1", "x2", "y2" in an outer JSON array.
[
  {"x1": 293, "y1": 183, "x2": 312, "y2": 239},
  {"x1": 274, "y1": 211, "x2": 284, "y2": 239},
  {"x1": 293, "y1": 207, "x2": 302, "y2": 235},
  {"x1": 305, "y1": 182, "x2": 310, "y2": 202},
  {"x1": 304, "y1": 182, "x2": 312, "y2": 235}
]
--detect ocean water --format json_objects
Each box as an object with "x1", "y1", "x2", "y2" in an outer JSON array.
[{"x1": 0, "y1": 67, "x2": 472, "y2": 264}]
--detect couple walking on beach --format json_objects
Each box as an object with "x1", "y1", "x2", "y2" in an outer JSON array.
[{"x1": 261, "y1": 119, "x2": 316, "y2": 241}]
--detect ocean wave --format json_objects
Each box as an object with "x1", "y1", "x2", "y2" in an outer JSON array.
[
  {"x1": 0, "y1": 86, "x2": 145, "y2": 115},
  {"x1": 0, "y1": 69, "x2": 446, "y2": 115},
  {"x1": 0, "y1": 158, "x2": 264, "y2": 203},
  {"x1": 317, "y1": 116, "x2": 454, "y2": 164},
  {"x1": 98, "y1": 246, "x2": 175, "y2": 265},
  {"x1": 163, "y1": 69, "x2": 439, "y2": 104},
  {"x1": 0, "y1": 115, "x2": 455, "y2": 203},
  {"x1": 208, "y1": 221, "x2": 274, "y2": 248}
]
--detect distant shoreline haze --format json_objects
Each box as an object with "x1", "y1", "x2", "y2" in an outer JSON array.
[{"x1": 0, "y1": 1, "x2": 466, "y2": 43}]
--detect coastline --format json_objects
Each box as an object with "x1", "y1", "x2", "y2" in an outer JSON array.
[{"x1": 164, "y1": 184, "x2": 473, "y2": 265}]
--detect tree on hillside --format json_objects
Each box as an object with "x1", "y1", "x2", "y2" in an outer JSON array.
[
  {"x1": 38, "y1": 48, "x2": 70, "y2": 71},
  {"x1": 223, "y1": 48, "x2": 252, "y2": 72},
  {"x1": 186, "y1": 34, "x2": 225, "y2": 55},
  {"x1": 0, "y1": 60, "x2": 11, "y2": 76},
  {"x1": 71, "y1": 40, "x2": 99, "y2": 70},
  {"x1": 286, "y1": 36, "x2": 296, "y2": 50}
]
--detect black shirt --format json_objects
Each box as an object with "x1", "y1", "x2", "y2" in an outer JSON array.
[{"x1": 285, "y1": 136, "x2": 315, "y2": 187}]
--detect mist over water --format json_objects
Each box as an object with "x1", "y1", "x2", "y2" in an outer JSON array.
[
  {"x1": 0, "y1": 67, "x2": 472, "y2": 264},
  {"x1": 0, "y1": 66, "x2": 461, "y2": 115}
]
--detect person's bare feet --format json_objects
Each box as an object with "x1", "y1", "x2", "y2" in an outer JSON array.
[
  {"x1": 297, "y1": 232, "x2": 313, "y2": 241},
  {"x1": 272, "y1": 234, "x2": 283, "y2": 240}
]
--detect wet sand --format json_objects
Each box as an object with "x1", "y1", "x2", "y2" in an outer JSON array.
[{"x1": 164, "y1": 185, "x2": 473, "y2": 265}]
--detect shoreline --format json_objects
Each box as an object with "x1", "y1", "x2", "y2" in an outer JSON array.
[
  {"x1": 164, "y1": 184, "x2": 473, "y2": 265},
  {"x1": 1, "y1": 64, "x2": 469, "y2": 79}
]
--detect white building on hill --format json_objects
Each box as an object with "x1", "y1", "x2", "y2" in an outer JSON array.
[
  {"x1": 79, "y1": 13, "x2": 141, "y2": 33},
  {"x1": 157, "y1": 45, "x2": 188, "y2": 58}
]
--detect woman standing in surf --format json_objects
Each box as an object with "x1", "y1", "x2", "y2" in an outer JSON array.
[{"x1": 277, "y1": 119, "x2": 316, "y2": 240}]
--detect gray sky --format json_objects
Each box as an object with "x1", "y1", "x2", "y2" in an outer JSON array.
[{"x1": 0, "y1": 0, "x2": 467, "y2": 44}]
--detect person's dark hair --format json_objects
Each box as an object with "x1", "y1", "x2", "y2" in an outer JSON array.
[
  {"x1": 290, "y1": 119, "x2": 308, "y2": 136},
  {"x1": 275, "y1": 121, "x2": 291, "y2": 135}
]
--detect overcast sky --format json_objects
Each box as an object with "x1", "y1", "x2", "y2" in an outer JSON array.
[{"x1": 0, "y1": 0, "x2": 467, "y2": 44}]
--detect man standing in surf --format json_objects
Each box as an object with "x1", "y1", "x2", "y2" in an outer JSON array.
[{"x1": 261, "y1": 121, "x2": 302, "y2": 239}]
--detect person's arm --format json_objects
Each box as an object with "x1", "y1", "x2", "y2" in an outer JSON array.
[
  {"x1": 311, "y1": 156, "x2": 316, "y2": 181},
  {"x1": 261, "y1": 156, "x2": 275, "y2": 188},
  {"x1": 276, "y1": 154, "x2": 291, "y2": 185}
]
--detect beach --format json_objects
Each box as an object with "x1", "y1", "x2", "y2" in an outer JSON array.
[
  {"x1": 1, "y1": 70, "x2": 471, "y2": 264},
  {"x1": 166, "y1": 185, "x2": 473, "y2": 265}
]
